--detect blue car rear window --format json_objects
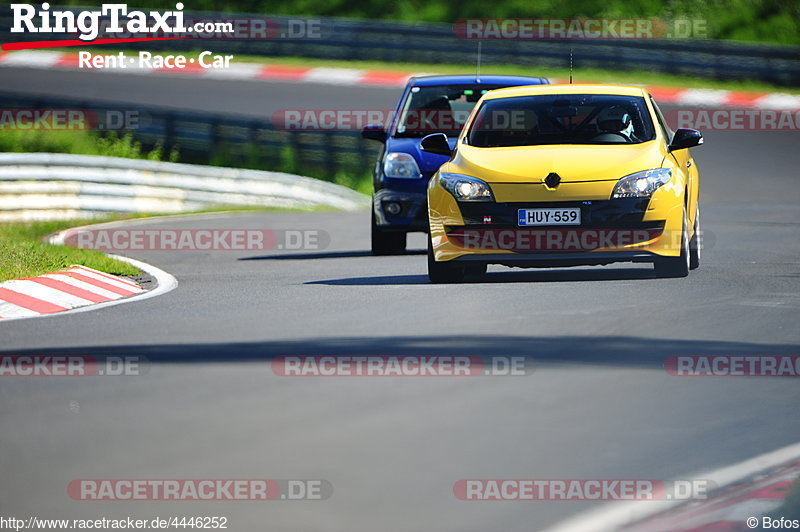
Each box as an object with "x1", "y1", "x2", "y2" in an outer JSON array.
[{"x1": 394, "y1": 85, "x2": 509, "y2": 138}]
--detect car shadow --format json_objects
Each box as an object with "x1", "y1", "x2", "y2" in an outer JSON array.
[
  {"x1": 239, "y1": 249, "x2": 426, "y2": 261},
  {"x1": 307, "y1": 267, "x2": 657, "y2": 286},
  {"x1": 2, "y1": 335, "x2": 796, "y2": 370}
]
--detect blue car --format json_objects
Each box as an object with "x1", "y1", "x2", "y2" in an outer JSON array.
[{"x1": 362, "y1": 74, "x2": 550, "y2": 255}]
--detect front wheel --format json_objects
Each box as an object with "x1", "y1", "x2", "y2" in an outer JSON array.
[
  {"x1": 371, "y1": 210, "x2": 406, "y2": 255},
  {"x1": 689, "y1": 204, "x2": 700, "y2": 270},
  {"x1": 427, "y1": 237, "x2": 464, "y2": 283},
  {"x1": 653, "y1": 212, "x2": 690, "y2": 278}
]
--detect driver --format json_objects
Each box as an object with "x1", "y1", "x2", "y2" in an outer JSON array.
[{"x1": 596, "y1": 106, "x2": 635, "y2": 140}]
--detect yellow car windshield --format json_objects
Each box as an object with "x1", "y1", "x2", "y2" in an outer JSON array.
[{"x1": 466, "y1": 94, "x2": 656, "y2": 147}]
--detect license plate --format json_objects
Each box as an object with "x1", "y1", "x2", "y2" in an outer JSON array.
[{"x1": 518, "y1": 208, "x2": 581, "y2": 226}]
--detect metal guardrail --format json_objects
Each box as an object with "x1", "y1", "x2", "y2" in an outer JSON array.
[
  {"x1": 0, "y1": 153, "x2": 370, "y2": 222},
  {"x1": 0, "y1": 91, "x2": 382, "y2": 184},
  {"x1": 0, "y1": 7, "x2": 799, "y2": 85}
]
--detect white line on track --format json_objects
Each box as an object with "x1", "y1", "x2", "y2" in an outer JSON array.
[{"x1": 543, "y1": 441, "x2": 800, "y2": 532}]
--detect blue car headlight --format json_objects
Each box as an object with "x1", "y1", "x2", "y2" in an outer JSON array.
[
  {"x1": 612, "y1": 169, "x2": 672, "y2": 198},
  {"x1": 439, "y1": 173, "x2": 494, "y2": 202},
  {"x1": 383, "y1": 153, "x2": 422, "y2": 179}
]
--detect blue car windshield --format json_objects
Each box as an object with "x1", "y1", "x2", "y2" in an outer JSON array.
[
  {"x1": 466, "y1": 94, "x2": 656, "y2": 147},
  {"x1": 394, "y1": 85, "x2": 508, "y2": 138}
]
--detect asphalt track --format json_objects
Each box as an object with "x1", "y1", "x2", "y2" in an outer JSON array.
[{"x1": 1, "y1": 67, "x2": 800, "y2": 531}]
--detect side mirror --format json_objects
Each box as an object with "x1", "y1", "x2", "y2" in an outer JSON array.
[
  {"x1": 361, "y1": 124, "x2": 387, "y2": 143},
  {"x1": 669, "y1": 128, "x2": 703, "y2": 152},
  {"x1": 420, "y1": 133, "x2": 452, "y2": 157}
]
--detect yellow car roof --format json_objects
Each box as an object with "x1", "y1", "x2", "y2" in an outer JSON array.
[{"x1": 482, "y1": 84, "x2": 648, "y2": 100}]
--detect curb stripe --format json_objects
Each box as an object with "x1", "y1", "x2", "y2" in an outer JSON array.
[
  {"x1": 0, "y1": 300, "x2": 42, "y2": 319},
  {"x1": 27, "y1": 276, "x2": 113, "y2": 303},
  {"x1": 41, "y1": 273, "x2": 124, "y2": 299},
  {"x1": 65, "y1": 268, "x2": 142, "y2": 292},
  {"x1": 60, "y1": 271, "x2": 138, "y2": 296},
  {"x1": 359, "y1": 70, "x2": 413, "y2": 86},
  {"x1": 304, "y1": 67, "x2": 365, "y2": 85},
  {"x1": 0, "y1": 257, "x2": 161, "y2": 322},
  {"x1": 0, "y1": 287, "x2": 68, "y2": 314},
  {"x1": 0, "y1": 279, "x2": 95, "y2": 307},
  {"x1": 0, "y1": 266, "x2": 144, "y2": 320},
  {"x1": 725, "y1": 91, "x2": 765, "y2": 107},
  {"x1": 71, "y1": 265, "x2": 140, "y2": 289},
  {"x1": 257, "y1": 64, "x2": 312, "y2": 80}
]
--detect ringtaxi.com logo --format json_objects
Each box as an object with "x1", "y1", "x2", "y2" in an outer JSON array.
[
  {"x1": 271, "y1": 355, "x2": 530, "y2": 376},
  {"x1": 68, "y1": 479, "x2": 332, "y2": 500},
  {"x1": 10, "y1": 3, "x2": 192, "y2": 42},
  {"x1": 0, "y1": 355, "x2": 146, "y2": 376},
  {"x1": 8, "y1": 4, "x2": 324, "y2": 43},
  {"x1": 62, "y1": 228, "x2": 329, "y2": 252},
  {"x1": 453, "y1": 479, "x2": 714, "y2": 501}
]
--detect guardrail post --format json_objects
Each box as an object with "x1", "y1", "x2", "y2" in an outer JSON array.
[{"x1": 164, "y1": 112, "x2": 176, "y2": 155}]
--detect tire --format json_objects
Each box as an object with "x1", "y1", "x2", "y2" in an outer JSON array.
[
  {"x1": 689, "y1": 204, "x2": 700, "y2": 270},
  {"x1": 371, "y1": 210, "x2": 406, "y2": 255},
  {"x1": 427, "y1": 237, "x2": 464, "y2": 283},
  {"x1": 465, "y1": 263, "x2": 488, "y2": 277},
  {"x1": 654, "y1": 211, "x2": 690, "y2": 278}
]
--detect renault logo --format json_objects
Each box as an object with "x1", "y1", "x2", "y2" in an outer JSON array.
[{"x1": 544, "y1": 172, "x2": 561, "y2": 189}]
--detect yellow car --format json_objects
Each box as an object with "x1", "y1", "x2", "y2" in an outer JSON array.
[{"x1": 422, "y1": 84, "x2": 703, "y2": 283}]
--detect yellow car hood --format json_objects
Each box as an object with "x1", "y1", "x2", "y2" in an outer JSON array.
[{"x1": 452, "y1": 141, "x2": 664, "y2": 183}]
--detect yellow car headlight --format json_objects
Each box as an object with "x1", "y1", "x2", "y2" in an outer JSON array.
[
  {"x1": 439, "y1": 173, "x2": 494, "y2": 202},
  {"x1": 612, "y1": 169, "x2": 672, "y2": 198}
]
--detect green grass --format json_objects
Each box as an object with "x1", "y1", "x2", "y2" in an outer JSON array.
[
  {"x1": 0, "y1": 218, "x2": 141, "y2": 282},
  {"x1": 0, "y1": 204, "x2": 335, "y2": 282},
  {"x1": 0, "y1": 133, "x2": 164, "y2": 281},
  {"x1": 0, "y1": 128, "x2": 178, "y2": 161},
  {"x1": 0, "y1": 109, "x2": 374, "y2": 192},
  {"x1": 69, "y1": 49, "x2": 800, "y2": 94}
]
